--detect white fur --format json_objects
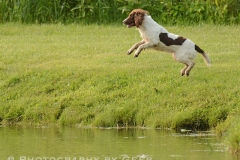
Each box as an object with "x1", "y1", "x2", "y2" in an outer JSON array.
[{"x1": 124, "y1": 14, "x2": 211, "y2": 76}]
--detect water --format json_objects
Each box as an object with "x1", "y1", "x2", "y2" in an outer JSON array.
[{"x1": 0, "y1": 126, "x2": 238, "y2": 160}]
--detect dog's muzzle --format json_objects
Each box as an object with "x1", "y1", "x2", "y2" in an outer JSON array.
[{"x1": 122, "y1": 18, "x2": 133, "y2": 28}]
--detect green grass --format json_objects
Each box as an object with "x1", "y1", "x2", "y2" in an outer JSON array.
[
  {"x1": 1, "y1": 0, "x2": 239, "y2": 24},
  {"x1": 0, "y1": 23, "x2": 240, "y2": 151}
]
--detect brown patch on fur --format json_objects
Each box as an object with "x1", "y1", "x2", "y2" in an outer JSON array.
[
  {"x1": 195, "y1": 45, "x2": 204, "y2": 53},
  {"x1": 159, "y1": 33, "x2": 186, "y2": 46}
]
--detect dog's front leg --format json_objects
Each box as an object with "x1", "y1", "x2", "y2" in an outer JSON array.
[
  {"x1": 127, "y1": 40, "x2": 145, "y2": 55},
  {"x1": 134, "y1": 42, "x2": 153, "y2": 57}
]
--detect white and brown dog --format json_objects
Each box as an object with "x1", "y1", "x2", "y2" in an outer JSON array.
[{"x1": 123, "y1": 9, "x2": 211, "y2": 76}]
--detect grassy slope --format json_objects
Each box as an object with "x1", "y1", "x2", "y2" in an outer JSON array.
[{"x1": 0, "y1": 24, "x2": 239, "y2": 138}]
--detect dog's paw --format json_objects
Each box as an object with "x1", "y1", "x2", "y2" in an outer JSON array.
[
  {"x1": 134, "y1": 54, "x2": 138, "y2": 58},
  {"x1": 127, "y1": 50, "x2": 133, "y2": 55},
  {"x1": 181, "y1": 68, "x2": 186, "y2": 76}
]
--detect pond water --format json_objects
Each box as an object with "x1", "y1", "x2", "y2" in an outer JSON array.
[{"x1": 0, "y1": 126, "x2": 239, "y2": 160}]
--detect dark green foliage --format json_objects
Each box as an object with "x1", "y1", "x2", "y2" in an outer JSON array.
[{"x1": 0, "y1": 0, "x2": 239, "y2": 24}]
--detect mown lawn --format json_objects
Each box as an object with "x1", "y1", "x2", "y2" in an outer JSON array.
[{"x1": 0, "y1": 24, "x2": 240, "y2": 151}]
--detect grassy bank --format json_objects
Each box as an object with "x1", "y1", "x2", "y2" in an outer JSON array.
[{"x1": 0, "y1": 23, "x2": 240, "y2": 151}]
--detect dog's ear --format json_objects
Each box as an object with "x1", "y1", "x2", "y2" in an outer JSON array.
[{"x1": 134, "y1": 12, "x2": 144, "y2": 27}]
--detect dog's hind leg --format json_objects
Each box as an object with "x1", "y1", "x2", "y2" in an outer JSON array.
[
  {"x1": 181, "y1": 64, "x2": 188, "y2": 76},
  {"x1": 173, "y1": 50, "x2": 196, "y2": 76},
  {"x1": 184, "y1": 62, "x2": 195, "y2": 76},
  {"x1": 127, "y1": 40, "x2": 145, "y2": 55}
]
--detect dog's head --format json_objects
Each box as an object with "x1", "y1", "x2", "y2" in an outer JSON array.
[{"x1": 122, "y1": 9, "x2": 148, "y2": 28}]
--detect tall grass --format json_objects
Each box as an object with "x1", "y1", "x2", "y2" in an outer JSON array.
[{"x1": 0, "y1": 0, "x2": 239, "y2": 24}]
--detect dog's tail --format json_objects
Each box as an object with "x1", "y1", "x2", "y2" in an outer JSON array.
[{"x1": 195, "y1": 45, "x2": 211, "y2": 66}]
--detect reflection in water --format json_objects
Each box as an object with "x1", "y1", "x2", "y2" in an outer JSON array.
[{"x1": 0, "y1": 126, "x2": 238, "y2": 160}]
